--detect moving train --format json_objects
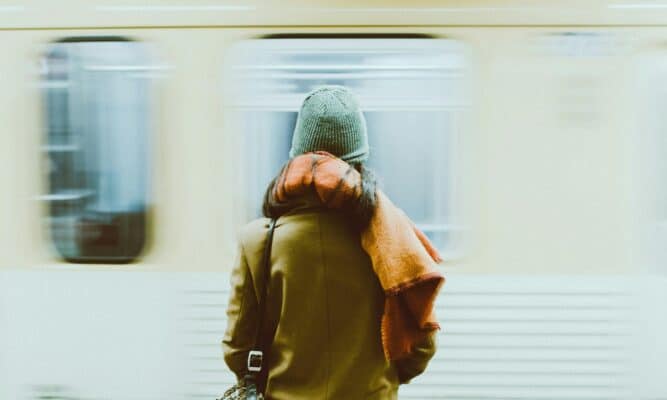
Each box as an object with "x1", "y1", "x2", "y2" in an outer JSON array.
[{"x1": 1, "y1": 0, "x2": 666, "y2": 399}]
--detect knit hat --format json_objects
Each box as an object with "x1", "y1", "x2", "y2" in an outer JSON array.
[{"x1": 289, "y1": 85, "x2": 369, "y2": 163}]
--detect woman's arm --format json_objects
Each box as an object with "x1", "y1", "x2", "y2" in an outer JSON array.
[
  {"x1": 395, "y1": 332, "x2": 438, "y2": 384},
  {"x1": 222, "y1": 244, "x2": 259, "y2": 380}
]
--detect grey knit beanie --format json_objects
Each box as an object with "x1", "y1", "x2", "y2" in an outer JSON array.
[{"x1": 289, "y1": 85, "x2": 369, "y2": 163}]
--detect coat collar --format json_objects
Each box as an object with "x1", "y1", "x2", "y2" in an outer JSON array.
[{"x1": 281, "y1": 190, "x2": 326, "y2": 216}]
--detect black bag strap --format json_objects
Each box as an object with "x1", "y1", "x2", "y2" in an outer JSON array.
[{"x1": 245, "y1": 218, "x2": 277, "y2": 376}]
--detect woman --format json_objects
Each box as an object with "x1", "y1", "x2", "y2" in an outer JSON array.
[{"x1": 223, "y1": 86, "x2": 444, "y2": 399}]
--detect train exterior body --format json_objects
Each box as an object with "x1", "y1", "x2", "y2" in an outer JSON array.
[{"x1": 0, "y1": 1, "x2": 666, "y2": 399}]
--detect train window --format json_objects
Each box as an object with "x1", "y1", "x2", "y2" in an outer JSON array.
[
  {"x1": 225, "y1": 38, "x2": 468, "y2": 254},
  {"x1": 40, "y1": 38, "x2": 152, "y2": 263}
]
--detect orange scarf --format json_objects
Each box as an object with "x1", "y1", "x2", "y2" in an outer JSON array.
[{"x1": 272, "y1": 152, "x2": 445, "y2": 361}]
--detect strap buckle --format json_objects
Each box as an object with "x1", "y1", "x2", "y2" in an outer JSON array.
[{"x1": 247, "y1": 350, "x2": 263, "y2": 372}]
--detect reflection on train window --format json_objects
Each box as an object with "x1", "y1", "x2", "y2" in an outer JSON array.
[
  {"x1": 227, "y1": 39, "x2": 468, "y2": 254},
  {"x1": 40, "y1": 39, "x2": 152, "y2": 263}
]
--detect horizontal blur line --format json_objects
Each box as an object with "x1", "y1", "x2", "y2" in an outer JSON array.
[
  {"x1": 239, "y1": 72, "x2": 461, "y2": 78},
  {"x1": 439, "y1": 358, "x2": 626, "y2": 363},
  {"x1": 41, "y1": 144, "x2": 78, "y2": 152},
  {"x1": 237, "y1": 73, "x2": 461, "y2": 79},
  {"x1": 401, "y1": 382, "x2": 628, "y2": 390},
  {"x1": 441, "y1": 291, "x2": 632, "y2": 296},
  {"x1": 400, "y1": 397, "x2": 626, "y2": 400},
  {"x1": 295, "y1": 7, "x2": 536, "y2": 13},
  {"x1": 235, "y1": 64, "x2": 450, "y2": 70},
  {"x1": 422, "y1": 371, "x2": 627, "y2": 376},
  {"x1": 185, "y1": 342, "x2": 629, "y2": 352},
  {"x1": 396, "y1": 395, "x2": 614, "y2": 400},
  {"x1": 609, "y1": 4, "x2": 667, "y2": 9},
  {"x1": 184, "y1": 290, "x2": 226, "y2": 294},
  {"x1": 439, "y1": 344, "x2": 627, "y2": 350},
  {"x1": 7, "y1": 24, "x2": 667, "y2": 32},
  {"x1": 97, "y1": 5, "x2": 256, "y2": 12},
  {"x1": 443, "y1": 332, "x2": 631, "y2": 337},
  {"x1": 183, "y1": 305, "x2": 631, "y2": 310},
  {"x1": 441, "y1": 318, "x2": 629, "y2": 323},
  {"x1": 437, "y1": 305, "x2": 633, "y2": 310},
  {"x1": 182, "y1": 317, "x2": 225, "y2": 321},
  {"x1": 187, "y1": 304, "x2": 225, "y2": 308},
  {"x1": 268, "y1": 48, "x2": 447, "y2": 54},
  {"x1": 184, "y1": 328, "x2": 630, "y2": 336},
  {"x1": 412, "y1": 395, "x2": 629, "y2": 400},
  {"x1": 184, "y1": 291, "x2": 631, "y2": 297},
  {"x1": 84, "y1": 65, "x2": 170, "y2": 71},
  {"x1": 187, "y1": 339, "x2": 629, "y2": 348},
  {"x1": 419, "y1": 382, "x2": 628, "y2": 390},
  {"x1": 38, "y1": 81, "x2": 70, "y2": 89},
  {"x1": 194, "y1": 368, "x2": 228, "y2": 373},
  {"x1": 95, "y1": 6, "x2": 534, "y2": 13},
  {"x1": 225, "y1": 105, "x2": 465, "y2": 112},
  {"x1": 420, "y1": 393, "x2": 628, "y2": 400},
  {"x1": 187, "y1": 366, "x2": 628, "y2": 375},
  {"x1": 262, "y1": 51, "x2": 452, "y2": 58}
]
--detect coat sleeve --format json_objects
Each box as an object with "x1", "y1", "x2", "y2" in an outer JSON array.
[
  {"x1": 222, "y1": 243, "x2": 259, "y2": 380},
  {"x1": 395, "y1": 332, "x2": 438, "y2": 384}
]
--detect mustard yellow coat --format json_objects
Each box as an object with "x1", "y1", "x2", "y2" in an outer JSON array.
[{"x1": 223, "y1": 202, "x2": 437, "y2": 400}]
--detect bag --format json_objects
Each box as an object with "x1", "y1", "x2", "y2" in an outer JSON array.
[
  {"x1": 217, "y1": 374, "x2": 261, "y2": 400},
  {"x1": 217, "y1": 219, "x2": 277, "y2": 400}
]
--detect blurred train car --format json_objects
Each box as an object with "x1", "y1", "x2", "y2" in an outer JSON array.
[{"x1": 1, "y1": 0, "x2": 666, "y2": 399}]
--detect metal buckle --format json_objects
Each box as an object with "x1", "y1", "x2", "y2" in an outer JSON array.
[{"x1": 247, "y1": 350, "x2": 263, "y2": 372}]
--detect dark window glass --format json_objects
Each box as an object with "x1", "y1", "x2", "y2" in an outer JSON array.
[{"x1": 41, "y1": 39, "x2": 152, "y2": 263}]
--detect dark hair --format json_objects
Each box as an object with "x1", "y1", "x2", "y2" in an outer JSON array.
[{"x1": 262, "y1": 162, "x2": 378, "y2": 231}]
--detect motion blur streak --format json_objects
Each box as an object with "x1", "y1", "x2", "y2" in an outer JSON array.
[
  {"x1": 0, "y1": 1, "x2": 667, "y2": 399},
  {"x1": 40, "y1": 40, "x2": 152, "y2": 263}
]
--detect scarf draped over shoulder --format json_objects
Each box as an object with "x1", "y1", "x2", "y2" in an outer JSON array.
[{"x1": 267, "y1": 151, "x2": 445, "y2": 361}]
